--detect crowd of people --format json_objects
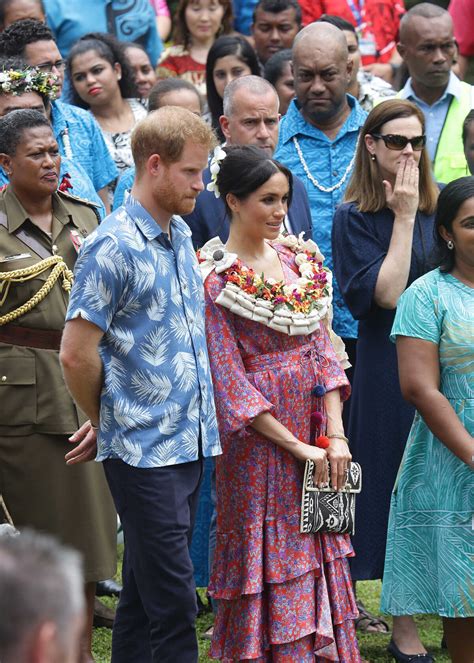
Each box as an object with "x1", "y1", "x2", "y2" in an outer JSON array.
[{"x1": 0, "y1": 1, "x2": 472, "y2": 663}]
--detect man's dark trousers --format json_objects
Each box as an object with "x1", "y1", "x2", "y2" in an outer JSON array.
[{"x1": 103, "y1": 457, "x2": 203, "y2": 663}]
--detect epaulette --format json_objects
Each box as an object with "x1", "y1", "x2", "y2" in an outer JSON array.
[{"x1": 56, "y1": 189, "x2": 101, "y2": 208}]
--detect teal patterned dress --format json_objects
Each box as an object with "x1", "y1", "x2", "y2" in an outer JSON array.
[{"x1": 381, "y1": 268, "x2": 474, "y2": 617}]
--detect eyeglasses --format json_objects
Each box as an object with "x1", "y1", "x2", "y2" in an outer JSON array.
[
  {"x1": 370, "y1": 133, "x2": 426, "y2": 151},
  {"x1": 35, "y1": 59, "x2": 66, "y2": 72}
]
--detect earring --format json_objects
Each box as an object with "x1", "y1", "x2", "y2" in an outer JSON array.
[
  {"x1": 447, "y1": 240, "x2": 454, "y2": 250},
  {"x1": 370, "y1": 154, "x2": 376, "y2": 161}
]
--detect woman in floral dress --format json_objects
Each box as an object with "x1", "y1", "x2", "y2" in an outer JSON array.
[{"x1": 199, "y1": 145, "x2": 360, "y2": 662}]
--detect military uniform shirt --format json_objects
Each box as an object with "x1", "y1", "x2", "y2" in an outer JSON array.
[{"x1": 0, "y1": 186, "x2": 99, "y2": 436}]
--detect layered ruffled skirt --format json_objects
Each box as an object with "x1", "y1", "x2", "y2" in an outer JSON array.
[{"x1": 208, "y1": 340, "x2": 360, "y2": 661}]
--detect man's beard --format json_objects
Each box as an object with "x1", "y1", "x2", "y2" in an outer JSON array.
[{"x1": 153, "y1": 178, "x2": 197, "y2": 216}]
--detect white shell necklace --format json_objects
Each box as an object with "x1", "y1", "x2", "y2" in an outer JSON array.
[{"x1": 293, "y1": 136, "x2": 357, "y2": 193}]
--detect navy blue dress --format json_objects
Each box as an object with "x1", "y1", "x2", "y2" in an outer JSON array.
[{"x1": 332, "y1": 202, "x2": 435, "y2": 581}]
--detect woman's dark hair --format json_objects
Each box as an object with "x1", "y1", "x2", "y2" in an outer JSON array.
[
  {"x1": 206, "y1": 35, "x2": 260, "y2": 138},
  {"x1": 318, "y1": 14, "x2": 356, "y2": 35},
  {"x1": 216, "y1": 145, "x2": 293, "y2": 216},
  {"x1": 148, "y1": 78, "x2": 203, "y2": 112},
  {"x1": 173, "y1": 0, "x2": 233, "y2": 48},
  {"x1": 123, "y1": 41, "x2": 148, "y2": 56},
  {"x1": 0, "y1": 108, "x2": 50, "y2": 155},
  {"x1": 462, "y1": 109, "x2": 474, "y2": 145},
  {"x1": 433, "y1": 175, "x2": 474, "y2": 272},
  {"x1": 66, "y1": 32, "x2": 138, "y2": 109},
  {"x1": 263, "y1": 49, "x2": 292, "y2": 87}
]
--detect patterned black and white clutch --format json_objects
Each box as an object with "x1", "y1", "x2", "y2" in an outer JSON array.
[{"x1": 300, "y1": 460, "x2": 362, "y2": 535}]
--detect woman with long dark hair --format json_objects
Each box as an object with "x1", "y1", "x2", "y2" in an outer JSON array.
[
  {"x1": 206, "y1": 35, "x2": 259, "y2": 140},
  {"x1": 332, "y1": 99, "x2": 439, "y2": 657},
  {"x1": 382, "y1": 176, "x2": 474, "y2": 663},
  {"x1": 67, "y1": 32, "x2": 146, "y2": 201},
  {"x1": 201, "y1": 144, "x2": 360, "y2": 661},
  {"x1": 156, "y1": 0, "x2": 233, "y2": 99}
]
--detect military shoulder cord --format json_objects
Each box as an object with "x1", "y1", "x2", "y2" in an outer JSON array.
[{"x1": 0, "y1": 255, "x2": 74, "y2": 326}]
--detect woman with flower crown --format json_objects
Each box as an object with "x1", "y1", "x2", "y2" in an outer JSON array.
[{"x1": 199, "y1": 145, "x2": 361, "y2": 662}]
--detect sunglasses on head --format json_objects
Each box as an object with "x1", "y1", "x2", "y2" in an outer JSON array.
[{"x1": 370, "y1": 133, "x2": 427, "y2": 151}]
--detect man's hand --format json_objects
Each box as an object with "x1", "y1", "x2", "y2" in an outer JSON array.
[{"x1": 65, "y1": 421, "x2": 97, "y2": 465}]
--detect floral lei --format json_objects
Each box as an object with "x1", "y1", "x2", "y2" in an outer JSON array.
[
  {"x1": 198, "y1": 233, "x2": 333, "y2": 337},
  {"x1": 224, "y1": 243, "x2": 329, "y2": 314},
  {"x1": 0, "y1": 68, "x2": 58, "y2": 99}
]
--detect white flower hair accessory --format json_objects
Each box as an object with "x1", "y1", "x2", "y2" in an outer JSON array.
[
  {"x1": 206, "y1": 145, "x2": 227, "y2": 198},
  {"x1": 0, "y1": 68, "x2": 59, "y2": 99}
]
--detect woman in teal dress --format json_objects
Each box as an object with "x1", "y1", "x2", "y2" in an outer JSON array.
[{"x1": 381, "y1": 176, "x2": 474, "y2": 663}]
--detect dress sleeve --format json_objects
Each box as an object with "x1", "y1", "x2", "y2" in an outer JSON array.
[
  {"x1": 314, "y1": 322, "x2": 351, "y2": 401},
  {"x1": 204, "y1": 273, "x2": 274, "y2": 435},
  {"x1": 390, "y1": 273, "x2": 441, "y2": 345},
  {"x1": 332, "y1": 203, "x2": 388, "y2": 320}
]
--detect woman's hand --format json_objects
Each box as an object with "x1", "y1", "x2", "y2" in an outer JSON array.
[
  {"x1": 383, "y1": 156, "x2": 419, "y2": 221},
  {"x1": 326, "y1": 437, "x2": 352, "y2": 491},
  {"x1": 293, "y1": 443, "x2": 329, "y2": 487}
]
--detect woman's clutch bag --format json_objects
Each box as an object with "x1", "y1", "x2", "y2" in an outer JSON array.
[{"x1": 300, "y1": 461, "x2": 362, "y2": 535}]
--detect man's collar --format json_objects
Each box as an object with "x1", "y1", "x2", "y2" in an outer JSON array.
[
  {"x1": 124, "y1": 194, "x2": 192, "y2": 244},
  {"x1": 280, "y1": 94, "x2": 366, "y2": 142},
  {"x1": 50, "y1": 99, "x2": 66, "y2": 131},
  {"x1": 4, "y1": 186, "x2": 77, "y2": 234},
  {"x1": 400, "y1": 71, "x2": 462, "y2": 104}
]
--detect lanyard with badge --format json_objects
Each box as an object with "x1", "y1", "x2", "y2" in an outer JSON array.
[{"x1": 346, "y1": 0, "x2": 377, "y2": 57}]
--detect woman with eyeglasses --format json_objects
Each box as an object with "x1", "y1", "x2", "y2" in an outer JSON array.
[{"x1": 332, "y1": 99, "x2": 439, "y2": 661}]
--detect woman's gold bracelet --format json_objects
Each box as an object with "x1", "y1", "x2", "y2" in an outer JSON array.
[{"x1": 326, "y1": 434, "x2": 349, "y2": 443}]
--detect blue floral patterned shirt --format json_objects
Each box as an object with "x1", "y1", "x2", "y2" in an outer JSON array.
[
  {"x1": 66, "y1": 196, "x2": 221, "y2": 467},
  {"x1": 51, "y1": 101, "x2": 118, "y2": 192},
  {"x1": 275, "y1": 96, "x2": 367, "y2": 339}
]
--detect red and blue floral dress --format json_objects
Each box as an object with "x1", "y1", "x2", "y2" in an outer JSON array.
[{"x1": 204, "y1": 244, "x2": 361, "y2": 662}]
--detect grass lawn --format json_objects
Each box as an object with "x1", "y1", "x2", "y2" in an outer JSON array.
[{"x1": 93, "y1": 548, "x2": 448, "y2": 662}]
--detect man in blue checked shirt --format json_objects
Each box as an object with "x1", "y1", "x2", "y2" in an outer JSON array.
[
  {"x1": 60, "y1": 107, "x2": 220, "y2": 663},
  {"x1": 275, "y1": 21, "x2": 367, "y2": 369}
]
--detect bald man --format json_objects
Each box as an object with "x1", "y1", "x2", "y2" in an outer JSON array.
[
  {"x1": 275, "y1": 22, "x2": 367, "y2": 358},
  {"x1": 183, "y1": 75, "x2": 313, "y2": 249},
  {"x1": 397, "y1": 3, "x2": 472, "y2": 183}
]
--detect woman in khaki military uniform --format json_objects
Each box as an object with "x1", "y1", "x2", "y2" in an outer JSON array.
[{"x1": 0, "y1": 109, "x2": 116, "y2": 663}]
